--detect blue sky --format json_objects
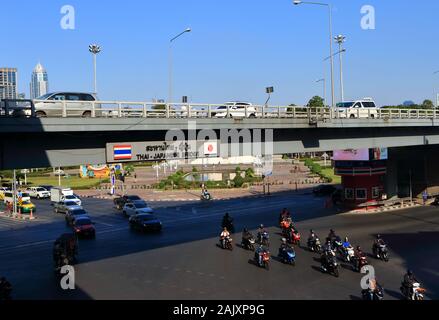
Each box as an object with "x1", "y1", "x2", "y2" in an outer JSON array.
[{"x1": 2, "y1": 0, "x2": 439, "y2": 106}]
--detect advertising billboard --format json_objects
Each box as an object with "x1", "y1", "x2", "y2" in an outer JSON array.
[
  {"x1": 333, "y1": 148, "x2": 388, "y2": 161},
  {"x1": 333, "y1": 149, "x2": 370, "y2": 161}
]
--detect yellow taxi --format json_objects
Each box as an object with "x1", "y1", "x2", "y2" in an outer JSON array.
[{"x1": 19, "y1": 200, "x2": 36, "y2": 214}]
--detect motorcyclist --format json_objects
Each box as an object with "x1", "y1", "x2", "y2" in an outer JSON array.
[
  {"x1": 402, "y1": 270, "x2": 419, "y2": 298},
  {"x1": 220, "y1": 227, "x2": 231, "y2": 248},
  {"x1": 322, "y1": 238, "x2": 334, "y2": 253},
  {"x1": 0, "y1": 277, "x2": 12, "y2": 300},
  {"x1": 279, "y1": 238, "x2": 294, "y2": 259},
  {"x1": 353, "y1": 246, "x2": 366, "y2": 270},
  {"x1": 255, "y1": 245, "x2": 268, "y2": 266},
  {"x1": 221, "y1": 213, "x2": 234, "y2": 233},
  {"x1": 257, "y1": 224, "x2": 268, "y2": 243},
  {"x1": 241, "y1": 228, "x2": 253, "y2": 248},
  {"x1": 343, "y1": 237, "x2": 352, "y2": 249},
  {"x1": 201, "y1": 186, "x2": 211, "y2": 200},
  {"x1": 373, "y1": 234, "x2": 386, "y2": 258},
  {"x1": 308, "y1": 230, "x2": 317, "y2": 243},
  {"x1": 279, "y1": 208, "x2": 291, "y2": 224},
  {"x1": 328, "y1": 229, "x2": 338, "y2": 244}
]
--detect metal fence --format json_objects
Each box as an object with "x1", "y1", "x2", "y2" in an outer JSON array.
[{"x1": 1, "y1": 99, "x2": 439, "y2": 120}]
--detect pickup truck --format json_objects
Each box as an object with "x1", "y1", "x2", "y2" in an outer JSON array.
[{"x1": 113, "y1": 195, "x2": 145, "y2": 210}]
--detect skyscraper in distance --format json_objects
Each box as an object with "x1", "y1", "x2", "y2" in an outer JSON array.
[
  {"x1": 0, "y1": 68, "x2": 18, "y2": 99},
  {"x1": 30, "y1": 63, "x2": 49, "y2": 99}
]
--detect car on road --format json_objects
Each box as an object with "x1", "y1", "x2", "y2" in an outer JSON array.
[
  {"x1": 2, "y1": 192, "x2": 31, "y2": 204},
  {"x1": 26, "y1": 187, "x2": 51, "y2": 199},
  {"x1": 129, "y1": 214, "x2": 162, "y2": 232},
  {"x1": 122, "y1": 201, "x2": 154, "y2": 217},
  {"x1": 114, "y1": 195, "x2": 144, "y2": 210},
  {"x1": 65, "y1": 208, "x2": 90, "y2": 226},
  {"x1": 18, "y1": 200, "x2": 36, "y2": 214},
  {"x1": 33, "y1": 92, "x2": 100, "y2": 118},
  {"x1": 54, "y1": 201, "x2": 82, "y2": 214},
  {"x1": 313, "y1": 185, "x2": 337, "y2": 197},
  {"x1": 63, "y1": 194, "x2": 82, "y2": 206},
  {"x1": 0, "y1": 187, "x2": 10, "y2": 200},
  {"x1": 212, "y1": 102, "x2": 259, "y2": 119},
  {"x1": 336, "y1": 98, "x2": 379, "y2": 119},
  {"x1": 72, "y1": 216, "x2": 96, "y2": 239}
]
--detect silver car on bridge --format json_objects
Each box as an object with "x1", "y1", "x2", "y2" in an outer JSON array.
[{"x1": 33, "y1": 92, "x2": 100, "y2": 118}]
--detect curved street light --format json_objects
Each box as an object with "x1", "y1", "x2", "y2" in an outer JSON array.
[
  {"x1": 293, "y1": 1, "x2": 335, "y2": 108},
  {"x1": 169, "y1": 28, "x2": 192, "y2": 105}
]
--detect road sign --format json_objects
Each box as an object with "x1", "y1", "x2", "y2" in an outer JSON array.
[{"x1": 204, "y1": 141, "x2": 218, "y2": 156}]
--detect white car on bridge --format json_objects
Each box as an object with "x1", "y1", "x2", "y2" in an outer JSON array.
[
  {"x1": 212, "y1": 102, "x2": 260, "y2": 119},
  {"x1": 336, "y1": 99, "x2": 379, "y2": 119}
]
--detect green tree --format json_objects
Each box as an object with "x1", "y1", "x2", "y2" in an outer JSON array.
[
  {"x1": 421, "y1": 99, "x2": 434, "y2": 109},
  {"x1": 307, "y1": 96, "x2": 325, "y2": 108}
]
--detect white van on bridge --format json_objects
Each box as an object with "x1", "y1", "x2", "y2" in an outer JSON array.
[{"x1": 336, "y1": 98, "x2": 379, "y2": 119}]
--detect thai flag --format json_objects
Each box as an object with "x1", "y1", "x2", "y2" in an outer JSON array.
[{"x1": 114, "y1": 145, "x2": 132, "y2": 160}]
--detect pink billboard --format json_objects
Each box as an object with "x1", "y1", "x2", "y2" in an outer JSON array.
[{"x1": 333, "y1": 149, "x2": 370, "y2": 161}]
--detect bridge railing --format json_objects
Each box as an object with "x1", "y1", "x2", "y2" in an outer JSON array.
[{"x1": 2, "y1": 99, "x2": 439, "y2": 121}]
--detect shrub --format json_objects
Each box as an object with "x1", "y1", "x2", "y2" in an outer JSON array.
[{"x1": 233, "y1": 175, "x2": 245, "y2": 188}]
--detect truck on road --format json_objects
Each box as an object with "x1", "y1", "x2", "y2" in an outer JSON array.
[{"x1": 50, "y1": 187, "x2": 74, "y2": 203}]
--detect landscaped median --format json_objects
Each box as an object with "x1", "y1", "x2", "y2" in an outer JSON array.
[{"x1": 302, "y1": 158, "x2": 341, "y2": 184}]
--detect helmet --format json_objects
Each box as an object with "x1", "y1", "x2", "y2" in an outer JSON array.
[
  {"x1": 330, "y1": 229, "x2": 335, "y2": 233},
  {"x1": 243, "y1": 228, "x2": 248, "y2": 233},
  {"x1": 345, "y1": 237, "x2": 349, "y2": 242},
  {"x1": 282, "y1": 238, "x2": 287, "y2": 243},
  {"x1": 357, "y1": 246, "x2": 362, "y2": 251},
  {"x1": 407, "y1": 270, "x2": 413, "y2": 276},
  {"x1": 260, "y1": 224, "x2": 264, "y2": 229},
  {"x1": 310, "y1": 229, "x2": 314, "y2": 233},
  {"x1": 376, "y1": 234, "x2": 381, "y2": 239}
]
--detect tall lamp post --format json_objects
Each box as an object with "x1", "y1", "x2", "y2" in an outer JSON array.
[
  {"x1": 334, "y1": 34, "x2": 346, "y2": 102},
  {"x1": 434, "y1": 70, "x2": 439, "y2": 107},
  {"x1": 293, "y1": 0, "x2": 335, "y2": 108},
  {"x1": 316, "y1": 78, "x2": 326, "y2": 106},
  {"x1": 169, "y1": 28, "x2": 191, "y2": 105},
  {"x1": 89, "y1": 44, "x2": 101, "y2": 95}
]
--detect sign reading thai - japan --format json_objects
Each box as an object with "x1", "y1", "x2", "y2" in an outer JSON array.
[{"x1": 106, "y1": 141, "x2": 218, "y2": 163}]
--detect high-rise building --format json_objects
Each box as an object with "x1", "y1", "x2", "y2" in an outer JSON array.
[
  {"x1": 30, "y1": 63, "x2": 49, "y2": 99},
  {"x1": 0, "y1": 68, "x2": 18, "y2": 99}
]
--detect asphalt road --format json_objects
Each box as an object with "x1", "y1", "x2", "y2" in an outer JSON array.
[{"x1": 0, "y1": 192, "x2": 438, "y2": 300}]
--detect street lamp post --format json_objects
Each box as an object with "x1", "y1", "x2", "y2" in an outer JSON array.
[
  {"x1": 293, "y1": 1, "x2": 335, "y2": 108},
  {"x1": 169, "y1": 28, "x2": 191, "y2": 105},
  {"x1": 434, "y1": 71, "x2": 439, "y2": 107},
  {"x1": 316, "y1": 78, "x2": 326, "y2": 106},
  {"x1": 89, "y1": 44, "x2": 101, "y2": 95},
  {"x1": 334, "y1": 34, "x2": 346, "y2": 102}
]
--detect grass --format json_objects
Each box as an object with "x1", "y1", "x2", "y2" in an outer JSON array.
[
  {"x1": 25, "y1": 175, "x2": 109, "y2": 190},
  {"x1": 321, "y1": 168, "x2": 341, "y2": 184}
]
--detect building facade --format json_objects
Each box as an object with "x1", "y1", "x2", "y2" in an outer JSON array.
[
  {"x1": 0, "y1": 68, "x2": 18, "y2": 99},
  {"x1": 30, "y1": 63, "x2": 49, "y2": 99}
]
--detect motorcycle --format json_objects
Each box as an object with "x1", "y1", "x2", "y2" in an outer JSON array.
[
  {"x1": 220, "y1": 236, "x2": 233, "y2": 251},
  {"x1": 340, "y1": 245, "x2": 355, "y2": 262},
  {"x1": 279, "y1": 248, "x2": 296, "y2": 266},
  {"x1": 362, "y1": 285, "x2": 384, "y2": 301},
  {"x1": 201, "y1": 192, "x2": 212, "y2": 201},
  {"x1": 308, "y1": 237, "x2": 322, "y2": 254},
  {"x1": 242, "y1": 236, "x2": 256, "y2": 251},
  {"x1": 374, "y1": 244, "x2": 389, "y2": 262},
  {"x1": 352, "y1": 255, "x2": 368, "y2": 272},
  {"x1": 291, "y1": 231, "x2": 301, "y2": 246},
  {"x1": 321, "y1": 254, "x2": 339, "y2": 278},
  {"x1": 400, "y1": 283, "x2": 426, "y2": 301},
  {"x1": 255, "y1": 250, "x2": 270, "y2": 270},
  {"x1": 257, "y1": 232, "x2": 270, "y2": 247},
  {"x1": 332, "y1": 236, "x2": 343, "y2": 252}
]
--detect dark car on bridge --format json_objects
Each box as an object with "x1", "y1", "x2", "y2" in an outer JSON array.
[
  {"x1": 65, "y1": 208, "x2": 90, "y2": 226},
  {"x1": 114, "y1": 195, "x2": 144, "y2": 210},
  {"x1": 313, "y1": 185, "x2": 337, "y2": 197},
  {"x1": 129, "y1": 214, "x2": 162, "y2": 233},
  {"x1": 72, "y1": 217, "x2": 96, "y2": 239}
]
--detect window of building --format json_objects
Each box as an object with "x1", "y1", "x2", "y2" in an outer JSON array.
[
  {"x1": 356, "y1": 188, "x2": 367, "y2": 200},
  {"x1": 372, "y1": 187, "x2": 380, "y2": 199},
  {"x1": 345, "y1": 188, "x2": 354, "y2": 200}
]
